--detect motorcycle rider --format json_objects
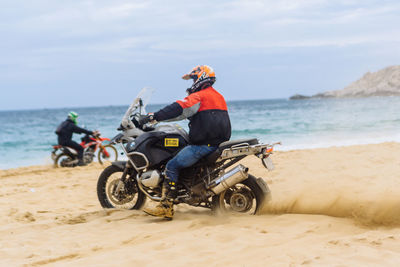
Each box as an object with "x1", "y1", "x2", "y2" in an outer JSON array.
[
  {"x1": 142, "y1": 65, "x2": 231, "y2": 219},
  {"x1": 55, "y1": 111, "x2": 96, "y2": 166}
]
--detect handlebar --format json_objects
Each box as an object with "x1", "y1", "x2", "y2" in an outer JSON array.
[
  {"x1": 92, "y1": 131, "x2": 101, "y2": 138},
  {"x1": 118, "y1": 115, "x2": 157, "y2": 132}
]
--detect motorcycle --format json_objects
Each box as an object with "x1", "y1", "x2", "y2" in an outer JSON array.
[
  {"x1": 51, "y1": 132, "x2": 118, "y2": 167},
  {"x1": 97, "y1": 88, "x2": 279, "y2": 215}
]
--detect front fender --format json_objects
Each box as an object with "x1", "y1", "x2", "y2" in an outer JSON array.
[{"x1": 111, "y1": 161, "x2": 127, "y2": 171}]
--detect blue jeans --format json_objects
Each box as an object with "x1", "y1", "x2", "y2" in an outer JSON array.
[{"x1": 165, "y1": 145, "x2": 217, "y2": 182}]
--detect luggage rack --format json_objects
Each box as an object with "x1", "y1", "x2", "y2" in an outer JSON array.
[{"x1": 216, "y1": 142, "x2": 277, "y2": 162}]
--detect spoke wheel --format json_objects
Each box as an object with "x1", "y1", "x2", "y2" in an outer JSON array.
[
  {"x1": 98, "y1": 145, "x2": 118, "y2": 165},
  {"x1": 54, "y1": 153, "x2": 77, "y2": 168},
  {"x1": 97, "y1": 165, "x2": 146, "y2": 210}
]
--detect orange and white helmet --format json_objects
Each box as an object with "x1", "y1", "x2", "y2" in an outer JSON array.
[{"x1": 182, "y1": 65, "x2": 216, "y2": 94}]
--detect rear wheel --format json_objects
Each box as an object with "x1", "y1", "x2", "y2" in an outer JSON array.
[
  {"x1": 54, "y1": 153, "x2": 77, "y2": 168},
  {"x1": 98, "y1": 145, "x2": 118, "y2": 165},
  {"x1": 212, "y1": 175, "x2": 270, "y2": 215},
  {"x1": 97, "y1": 165, "x2": 146, "y2": 209}
]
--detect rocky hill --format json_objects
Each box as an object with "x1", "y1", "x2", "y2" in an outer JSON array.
[{"x1": 290, "y1": 65, "x2": 400, "y2": 99}]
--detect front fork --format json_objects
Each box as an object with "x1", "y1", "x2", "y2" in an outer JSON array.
[
  {"x1": 99, "y1": 145, "x2": 110, "y2": 157},
  {"x1": 113, "y1": 165, "x2": 130, "y2": 196}
]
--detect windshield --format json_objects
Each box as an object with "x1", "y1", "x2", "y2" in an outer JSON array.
[
  {"x1": 134, "y1": 87, "x2": 154, "y2": 113},
  {"x1": 121, "y1": 87, "x2": 154, "y2": 128}
]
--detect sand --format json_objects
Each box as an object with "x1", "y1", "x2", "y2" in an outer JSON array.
[{"x1": 1, "y1": 142, "x2": 400, "y2": 266}]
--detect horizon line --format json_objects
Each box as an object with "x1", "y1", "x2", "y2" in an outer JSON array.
[{"x1": 0, "y1": 96, "x2": 289, "y2": 112}]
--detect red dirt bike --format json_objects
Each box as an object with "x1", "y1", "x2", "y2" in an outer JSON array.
[{"x1": 51, "y1": 133, "x2": 118, "y2": 167}]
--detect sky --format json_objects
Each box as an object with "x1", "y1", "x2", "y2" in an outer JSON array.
[{"x1": 1, "y1": 0, "x2": 400, "y2": 110}]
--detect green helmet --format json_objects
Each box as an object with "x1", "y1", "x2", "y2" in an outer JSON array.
[{"x1": 68, "y1": 111, "x2": 78, "y2": 124}]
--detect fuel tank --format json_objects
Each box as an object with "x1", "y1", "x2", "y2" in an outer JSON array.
[{"x1": 126, "y1": 124, "x2": 189, "y2": 168}]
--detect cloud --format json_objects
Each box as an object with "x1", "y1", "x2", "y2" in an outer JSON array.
[
  {"x1": 90, "y1": 2, "x2": 148, "y2": 20},
  {"x1": 6, "y1": 0, "x2": 400, "y2": 49},
  {"x1": 1, "y1": 1, "x2": 400, "y2": 76},
  {"x1": 1, "y1": 0, "x2": 400, "y2": 110}
]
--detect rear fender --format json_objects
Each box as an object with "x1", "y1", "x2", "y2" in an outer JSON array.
[
  {"x1": 255, "y1": 178, "x2": 270, "y2": 194},
  {"x1": 112, "y1": 161, "x2": 127, "y2": 171},
  {"x1": 255, "y1": 178, "x2": 271, "y2": 201}
]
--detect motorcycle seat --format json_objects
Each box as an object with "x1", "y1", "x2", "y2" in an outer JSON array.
[
  {"x1": 61, "y1": 146, "x2": 78, "y2": 154},
  {"x1": 204, "y1": 138, "x2": 259, "y2": 163},
  {"x1": 217, "y1": 138, "x2": 259, "y2": 150}
]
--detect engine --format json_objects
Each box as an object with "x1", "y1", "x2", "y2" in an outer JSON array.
[
  {"x1": 83, "y1": 149, "x2": 95, "y2": 163},
  {"x1": 139, "y1": 169, "x2": 162, "y2": 187}
]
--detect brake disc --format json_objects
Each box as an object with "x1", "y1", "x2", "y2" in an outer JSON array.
[{"x1": 107, "y1": 179, "x2": 134, "y2": 205}]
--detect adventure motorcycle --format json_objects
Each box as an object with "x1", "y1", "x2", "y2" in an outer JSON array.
[
  {"x1": 97, "y1": 88, "x2": 279, "y2": 214},
  {"x1": 51, "y1": 132, "x2": 118, "y2": 167}
]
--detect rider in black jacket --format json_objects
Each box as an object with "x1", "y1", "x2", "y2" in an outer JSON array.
[{"x1": 55, "y1": 111, "x2": 94, "y2": 166}]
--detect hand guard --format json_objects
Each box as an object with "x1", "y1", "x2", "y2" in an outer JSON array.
[{"x1": 120, "y1": 118, "x2": 134, "y2": 129}]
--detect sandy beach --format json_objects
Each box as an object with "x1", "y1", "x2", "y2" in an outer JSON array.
[{"x1": 1, "y1": 142, "x2": 400, "y2": 266}]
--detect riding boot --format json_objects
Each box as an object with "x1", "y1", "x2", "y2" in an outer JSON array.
[{"x1": 143, "y1": 179, "x2": 176, "y2": 219}]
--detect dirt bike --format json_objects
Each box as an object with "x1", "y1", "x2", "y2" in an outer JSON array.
[
  {"x1": 51, "y1": 132, "x2": 118, "y2": 167},
  {"x1": 97, "y1": 88, "x2": 279, "y2": 214}
]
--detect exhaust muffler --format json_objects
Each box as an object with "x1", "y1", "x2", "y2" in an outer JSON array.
[{"x1": 208, "y1": 164, "x2": 249, "y2": 195}]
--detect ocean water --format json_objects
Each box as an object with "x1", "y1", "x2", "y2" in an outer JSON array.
[{"x1": 1, "y1": 96, "x2": 400, "y2": 169}]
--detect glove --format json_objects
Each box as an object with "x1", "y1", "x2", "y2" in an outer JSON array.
[{"x1": 139, "y1": 114, "x2": 155, "y2": 125}]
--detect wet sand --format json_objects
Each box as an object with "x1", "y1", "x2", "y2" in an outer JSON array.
[{"x1": 1, "y1": 142, "x2": 400, "y2": 266}]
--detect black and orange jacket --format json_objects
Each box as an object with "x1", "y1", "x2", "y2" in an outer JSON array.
[{"x1": 153, "y1": 86, "x2": 231, "y2": 146}]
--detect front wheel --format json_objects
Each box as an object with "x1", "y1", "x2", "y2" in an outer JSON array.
[
  {"x1": 97, "y1": 165, "x2": 146, "y2": 209},
  {"x1": 212, "y1": 175, "x2": 271, "y2": 215},
  {"x1": 98, "y1": 144, "x2": 118, "y2": 165}
]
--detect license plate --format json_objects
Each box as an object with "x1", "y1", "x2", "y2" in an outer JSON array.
[{"x1": 262, "y1": 156, "x2": 274, "y2": 171}]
